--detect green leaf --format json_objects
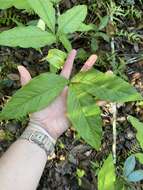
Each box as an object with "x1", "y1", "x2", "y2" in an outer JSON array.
[
  {"x1": 59, "y1": 34, "x2": 72, "y2": 52},
  {"x1": 76, "y1": 168, "x2": 85, "y2": 178},
  {"x1": 98, "y1": 154, "x2": 116, "y2": 190},
  {"x1": 0, "y1": 0, "x2": 59, "y2": 9},
  {"x1": 0, "y1": 0, "x2": 13, "y2": 9},
  {"x1": 98, "y1": 16, "x2": 109, "y2": 30},
  {"x1": 71, "y1": 69, "x2": 142, "y2": 103},
  {"x1": 127, "y1": 170, "x2": 143, "y2": 182},
  {"x1": 0, "y1": 0, "x2": 31, "y2": 9},
  {"x1": 28, "y1": 0, "x2": 55, "y2": 32},
  {"x1": 37, "y1": 19, "x2": 46, "y2": 31},
  {"x1": 114, "y1": 178, "x2": 125, "y2": 190},
  {"x1": 58, "y1": 5, "x2": 87, "y2": 34},
  {"x1": 123, "y1": 156, "x2": 136, "y2": 177},
  {"x1": 128, "y1": 116, "x2": 143, "y2": 149},
  {"x1": 134, "y1": 153, "x2": 143, "y2": 164},
  {"x1": 67, "y1": 86, "x2": 102, "y2": 149},
  {"x1": 0, "y1": 73, "x2": 68, "y2": 120},
  {"x1": 0, "y1": 26, "x2": 56, "y2": 48},
  {"x1": 13, "y1": 0, "x2": 30, "y2": 9},
  {"x1": 77, "y1": 23, "x2": 95, "y2": 32},
  {"x1": 46, "y1": 49, "x2": 67, "y2": 69},
  {"x1": 50, "y1": 0, "x2": 61, "y2": 3}
]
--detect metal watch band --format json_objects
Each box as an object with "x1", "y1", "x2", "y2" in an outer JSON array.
[{"x1": 20, "y1": 129, "x2": 55, "y2": 157}]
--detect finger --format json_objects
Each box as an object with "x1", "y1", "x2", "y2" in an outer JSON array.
[
  {"x1": 80, "y1": 54, "x2": 97, "y2": 72},
  {"x1": 17, "y1": 65, "x2": 31, "y2": 86},
  {"x1": 61, "y1": 86, "x2": 68, "y2": 98},
  {"x1": 60, "y1": 49, "x2": 77, "y2": 79}
]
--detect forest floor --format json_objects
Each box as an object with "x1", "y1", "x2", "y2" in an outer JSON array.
[{"x1": 0, "y1": 0, "x2": 143, "y2": 189}]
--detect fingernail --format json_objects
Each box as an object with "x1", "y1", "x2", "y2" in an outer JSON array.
[{"x1": 17, "y1": 65, "x2": 24, "y2": 73}]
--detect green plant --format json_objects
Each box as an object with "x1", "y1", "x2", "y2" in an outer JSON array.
[
  {"x1": 1, "y1": 0, "x2": 143, "y2": 188},
  {"x1": 107, "y1": 0, "x2": 125, "y2": 23},
  {"x1": 106, "y1": 1, "x2": 125, "y2": 73},
  {"x1": 97, "y1": 154, "x2": 143, "y2": 190},
  {"x1": 113, "y1": 116, "x2": 143, "y2": 189},
  {"x1": 0, "y1": 9, "x2": 22, "y2": 26},
  {"x1": 1, "y1": 0, "x2": 142, "y2": 150},
  {"x1": 76, "y1": 168, "x2": 85, "y2": 186},
  {"x1": 117, "y1": 29, "x2": 143, "y2": 44},
  {"x1": 0, "y1": 0, "x2": 31, "y2": 10},
  {"x1": 128, "y1": 116, "x2": 143, "y2": 149},
  {"x1": 98, "y1": 154, "x2": 115, "y2": 190},
  {"x1": 0, "y1": 69, "x2": 142, "y2": 150},
  {"x1": 90, "y1": 15, "x2": 110, "y2": 52},
  {"x1": 134, "y1": 153, "x2": 143, "y2": 164},
  {"x1": 126, "y1": 5, "x2": 142, "y2": 20},
  {"x1": 0, "y1": 0, "x2": 93, "y2": 70},
  {"x1": 123, "y1": 155, "x2": 143, "y2": 183}
]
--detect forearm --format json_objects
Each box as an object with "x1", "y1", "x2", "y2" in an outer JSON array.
[{"x1": 0, "y1": 127, "x2": 52, "y2": 190}]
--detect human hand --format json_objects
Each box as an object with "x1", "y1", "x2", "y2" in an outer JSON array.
[{"x1": 18, "y1": 50, "x2": 97, "y2": 141}]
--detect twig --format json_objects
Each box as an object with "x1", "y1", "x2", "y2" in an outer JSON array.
[
  {"x1": 111, "y1": 103, "x2": 117, "y2": 164},
  {"x1": 109, "y1": 2, "x2": 117, "y2": 164},
  {"x1": 111, "y1": 37, "x2": 116, "y2": 70}
]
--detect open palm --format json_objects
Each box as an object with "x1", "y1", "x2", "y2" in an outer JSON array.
[{"x1": 18, "y1": 50, "x2": 97, "y2": 140}]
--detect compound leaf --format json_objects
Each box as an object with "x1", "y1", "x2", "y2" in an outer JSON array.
[
  {"x1": 71, "y1": 69, "x2": 142, "y2": 103},
  {"x1": 0, "y1": 26, "x2": 56, "y2": 48},
  {"x1": 98, "y1": 154, "x2": 116, "y2": 190},
  {"x1": 0, "y1": 73, "x2": 68, "y2": 120},
  {"x1": 28, "y1": 0, "x2": 55, "y2": 32},
  {"x1": 58, "y1": 5, "x2": 87, "y2": 34},
  {"x1": 67, "y1": 85, "x2": 102, "y2": 149},
  {"x1": 128, "y1": 116, "x2": 143, "y2": 149}
]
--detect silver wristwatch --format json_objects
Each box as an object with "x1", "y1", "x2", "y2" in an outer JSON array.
[{"x1": 20, "y1": 125, "x2": 55, "y2": 157}]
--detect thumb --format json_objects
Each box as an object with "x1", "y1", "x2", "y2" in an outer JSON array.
[
  {"x1": 80, "y1": 54, "x2": 97, "y2": 72},
  {"x1": 17, "y1": 66, "x2": 31, "y2": 86}
]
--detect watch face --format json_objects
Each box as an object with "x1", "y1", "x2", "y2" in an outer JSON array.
[{"x1": 20, "y1": 129, "x2": 55, "y2": 156}]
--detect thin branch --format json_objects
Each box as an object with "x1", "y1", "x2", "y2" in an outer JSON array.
[{"x1": 111, "y1": 103, "x2": 117, "y2": 164}]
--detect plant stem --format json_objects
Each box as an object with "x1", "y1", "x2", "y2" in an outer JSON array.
[
  {"x1": 109, "y1": 3, "x2": 117, "y2": 164},
  {"x1": 111, "y1": 103, "x2": 117, "y2": 164},
  {"x1": 111, "y1": 36, "x2": 116, "y2": 70}
]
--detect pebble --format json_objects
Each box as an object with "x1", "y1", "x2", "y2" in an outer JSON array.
[{"x1": 5, "y1": 122, "x2": 20, "y2": 134}]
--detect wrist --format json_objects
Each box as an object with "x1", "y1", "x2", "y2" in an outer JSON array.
[
  {"x1": 20, "y1": 122, "x2": 56, "y2": 157},
  {"x1": 29, "y1": 120, "x2": 58, "y2": 141}
]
